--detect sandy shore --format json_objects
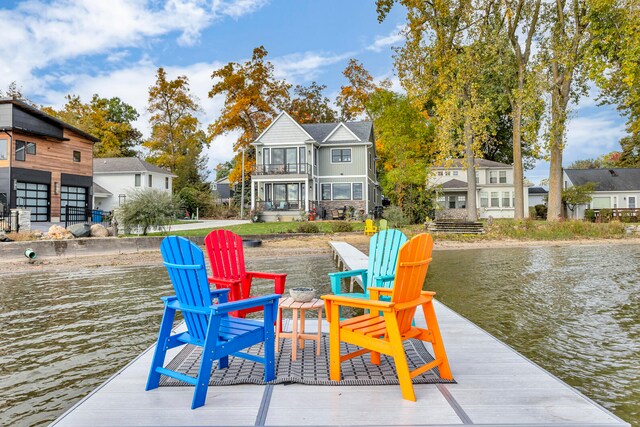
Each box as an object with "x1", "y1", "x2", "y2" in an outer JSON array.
[{"x1": 1, "y1": 234, "x2": 638, "y2": 275}]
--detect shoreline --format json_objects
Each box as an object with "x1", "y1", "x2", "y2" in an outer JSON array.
[{"x1": 0, "y1": 234, "x2": 638, "y2": 274}]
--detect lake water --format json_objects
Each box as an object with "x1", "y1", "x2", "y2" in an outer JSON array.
[{"x1": 0, "y1": 244, "x2": 638, "y2": 426}]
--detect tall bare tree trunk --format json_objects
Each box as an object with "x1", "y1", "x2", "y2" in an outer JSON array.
[
  {"x1": 547, "y1": 83, "x2": 566, "y2": 221},
  {"x1": 512, "y1": 89, "x2": 524, "y2": 219},
  {"x1": 464, "y1": 119, "x2": 478, "y2": 221}
]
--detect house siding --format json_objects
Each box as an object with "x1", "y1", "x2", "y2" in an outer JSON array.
[
  {"x1": 257, "y1": 114, "x2": 310, "y2": 145},
  {"x1": 0, "y1": 104, "x2": 12, "y2": 128},
  {"x1": 93, "y1": 170, "x2": 173, "y2": 212},
  {"x1": 318, "y1": 144, "x2": 368, "y2": 176},
  {"x1": 326, "y1": 125, "x2": 357, "y2": 141}
]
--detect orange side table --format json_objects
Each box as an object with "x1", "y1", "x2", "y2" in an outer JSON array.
[{"x1": 275, "y1": 297, "x2": 324, "y2": 361}]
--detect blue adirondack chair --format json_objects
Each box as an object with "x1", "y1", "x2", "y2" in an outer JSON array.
[
  {"x1": 329, "y1": 229, "x2": 408, "y2": 299},
  {"x1": 146, "y1": 236, "x2": 280, "y2": 409}
]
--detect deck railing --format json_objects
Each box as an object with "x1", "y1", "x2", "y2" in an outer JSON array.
[
  {"x1": 252, "y1": 163, "x2": 311, "y2": 175},
  {"x1": 255, "y1": 200, "x2": 305, "y2": 211}
]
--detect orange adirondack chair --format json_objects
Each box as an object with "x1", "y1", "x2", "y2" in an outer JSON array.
[
  {"x1": 204, "y1": 230, "x2": 287, "y2": 317},
  {"x1": 322, "y1": 233, "x2": 452, "y2": 401}
]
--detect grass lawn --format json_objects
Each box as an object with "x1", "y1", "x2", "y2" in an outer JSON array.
[{"x1": 148, "y1": 220, "x2": 367, "y2": 237}]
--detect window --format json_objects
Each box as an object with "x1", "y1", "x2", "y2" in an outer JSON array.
[
  {"x1": 452, "y1": 171, "x2": 458, "y2": 176},
  {"x1": 502, "y1": 191, "x2": 511, "y2": 207},
  {"x1": 489, "y1": 170, "x2": 497, "y2": 184},
  {"x1": 148, "y1": 174, "x2": 153, "y2": 187},
  {"x1": 444, "y1": 171, "x2": 451, "y2": 176},
  {"x1": 437, "y1": 171, "x2": 443, "y2": 176},
  {"x1": 369, "y1": 152, "x2": 373, "y2": 170},
  {"x1": 73, "y1": 150, "x2": 81, "y2": 162},
  {"x1": 353, "y1": 183, "x2": 363, "y2": 200},
  {"x1": 448, "y1": 196, "x2": 456, "y2": 209},
  {"x1": 0, "y1": 139, "x2": 7, "y2": 160},
  {"x1": 499, "y1": 171, "x2": 507, "y2": 184},
  {"x1": 165, "y1": 177, "x2": 169, "y2": 190},
  {"x1": 119, "y1": 194, "x2": 126, "y2": 206},
  {"x1": 592, "y1": 197, "x2": 611, "y2": 209},
  {"x1": 26, "y1": 142, "x2": 36, "y2": 155},
  {"x1": 480, "y1": 192, "x2": 488, "y2": 208},
  {"x1": 134, "y1": 174, "x2": 141, "y2": 187},
  {"x1": 332, "y1": 183, "x2": 351, "y2": 200},
  {"x1": 263, "y1": 148, "x2": 270, "y2": 165},
  {"x1": 331, "y1": 148, "x2": 351, "y2": 163},
  {"x1": 475, "y1": 172, "x2": 480, "y2": 184},
  {"x1": 16, "y1": 140, "x2": 26, "y2": 161},
  {"x1": 490, "y1": 191, "x2": 500, "y2": 207},
  {"x1": 321, "y1": 184, "x2": 331, "y2": 200}
]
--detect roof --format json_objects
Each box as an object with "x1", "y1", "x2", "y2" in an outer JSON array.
[
  {"x1": 215, "y1": 176, "x2": 231, "y2": 184},
  {"x1": 301, "y1": 121, "x2": 373, "y2": 142},
  {"x1": 433, "y1": 158, "x2": 512, "y2": 169},
  {"x1": 440, "y1": 179, "x2": 468, "y2": 189},
  {"x1": 529, "y1": 187, "x2": 548, "y2": 194},
  {"x1": 93, "y1": 157, "x2": 177, "y2": 176},
  {"x1": 0, "y1": 98, "x2": 100, "y2": 142},
  {"x1": 565, "y1": 168, "x2": 640, "y2": 191},
  {"x1": 92, "y1": 182, "x2": 112, "y2": 196}
]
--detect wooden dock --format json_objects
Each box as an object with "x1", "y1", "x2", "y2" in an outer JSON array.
[{"x1": 50, "y1": 242, "x2": 629, "y2": 427}]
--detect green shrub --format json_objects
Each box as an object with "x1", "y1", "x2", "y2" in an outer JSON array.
[
  {"x1": 528, "y1": 206, "x2": 537, "y2": 218},
  {"x1": 296, "y1": 222, "x2": 320, "y2": 233},
  {"x1": 534, "y1": 204, "x2": 547, "y2": 219},
  {"x1": 584, "y1": 209, "x2": 596, "y2": 222},
  {"x1": 331, "y1": 222, "x2": 353, "y2": 232},
  {"x1": 600, "y1": 209, "x2": 613, "y2": 222},
  {"x1": 178, "y1": 186, "x2": 216, "y2": 218},
  {"x1": 121, "y1": 189, "x2": 183, "y2": 235},
  {"x1": 384, "y1": 206, "x2": 409, "y2": 227}
]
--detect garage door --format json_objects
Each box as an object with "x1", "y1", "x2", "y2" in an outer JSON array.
[
  {"x1": 15, "y1": 182, "x2": 49, "y2": 221},
  {"x1": 61, "y1": 185, "x2": 88, "y2": 222}
]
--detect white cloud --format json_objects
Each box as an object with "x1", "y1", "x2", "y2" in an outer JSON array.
[
  {"x1": 366, "y1": 24, "x2": 405, "y2": 52},
  {"x1": 272, "y1": 51, "x2": 353, "y2": 83},
  {"x1": 0, "y1": 0, "x2": 267, "y2": 92}
]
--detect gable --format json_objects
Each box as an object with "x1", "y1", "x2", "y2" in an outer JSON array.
[
  {"x1": 324, "y1": 123, "x2": 360, "y2": 142},
  {"x1": 257, "y1": 113, "x2": 312, "y2": 144}
]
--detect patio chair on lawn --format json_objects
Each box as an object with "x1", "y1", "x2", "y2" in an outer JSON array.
[
  {"x1": 379, "y1": 219, "x2": 388, "y2": 231},
  {"x1": 146, "y1": 236, "x2": 279, "y2": 409},
  {"x1": 329, "y1": 229, "x2": 407, "y2": 299},
  {"x1": 204, "y1": 230, "x2": 287, "y2": 318},
  {"x1": 322, "y1": 233, "x2": 452, "y2": 401},
  {"x1": 364, "y1": 219, "x2": 377, "y2": 236}
]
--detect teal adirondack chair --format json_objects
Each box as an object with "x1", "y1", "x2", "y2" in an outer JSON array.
[
  {"x1": 146, "y1": 236, "x2": 280, "y2": 409},
  {"x1": 329, "y1": 229, "x2": 408, "y2": 299}
]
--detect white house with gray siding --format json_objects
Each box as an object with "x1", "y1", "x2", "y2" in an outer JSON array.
[
  {"x1": 250, "y1": 112, "x2": 380, "y2": 221},
  {"x1": 563, "y1": 168, "x2": 640, "y2": 219}
]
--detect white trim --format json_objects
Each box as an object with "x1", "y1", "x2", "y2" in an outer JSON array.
[
  {"x1": 254, "y1": 111, "x2": 314, "y2": 142},
  {"x1": 319, "y1": 174, "x2": 366, "y2": 179},
  {"x1": 322, "y1": 122, "x2": 361, "y2": 142},
  {"x1": 252, "y1": 177, "x2": 308, "y2": 183},
  {"x1": 330, "y1": 148, "x2": 353, "y2": 164}
]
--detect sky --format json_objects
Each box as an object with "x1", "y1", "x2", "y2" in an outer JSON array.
[{"x1": 0, "y1": 0, "x2": 628, "y2": 186}]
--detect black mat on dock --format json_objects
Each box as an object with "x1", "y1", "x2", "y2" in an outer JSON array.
[{"x1": 159, "y1": 334, "x2": 455, "y2": 386}]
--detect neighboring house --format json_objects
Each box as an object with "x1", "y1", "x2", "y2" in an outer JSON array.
[
  {"x1": 212, "y1": 176, "x2": 234, "y2": 205},
  {"x1": 93, "y1": 157, "x2": 176, "y2": 212},
  {"x1": 250, "y1": 112, "x2": 380, "y2": 221},
  {"x1": 430, "y1": 159, "x2": 529, "y2": 219},
  {"x1": 563, "y1": 168, "x2": 640, "y2": 219},
  {"x1": 528, "y1": 187, "x2": 548, "y2": 207},
  {"x1": 0, "y1": 98, "x2": 98, "y2": 222}
]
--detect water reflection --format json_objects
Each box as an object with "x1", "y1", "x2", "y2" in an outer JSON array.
[{"x1": 427, "y1": 244, "x2": 639, "y2": 425}]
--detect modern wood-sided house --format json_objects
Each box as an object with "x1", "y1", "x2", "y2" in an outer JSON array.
[
  {"x1": 92, "y1": 157, "x2": 176, "y2": 212},
  {"x1": 0, "y1": 98, "x2": 98, "y2": 222},
  {"x1": 429, "y1": 158, "x2": 529, "y2": 219},
  {"x1": 250, "y1": 112, "x2": 380, "y2": 221},
  {"x1": 563, "y1": 168, "x2": 640, "y2": 219}
]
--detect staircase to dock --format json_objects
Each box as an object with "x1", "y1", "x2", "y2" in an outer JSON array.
[{"x1": 428, "y1": 221, "x2": 485, "y2": 234}]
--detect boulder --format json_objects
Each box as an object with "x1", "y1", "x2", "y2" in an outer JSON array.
[
  {"x1": 106, "y1": 226, "x2": 117, "y2": 237},
  {"x1": 67, "y1": 223, "x2": 91, "y2": 238},
  {"x1": 48, "y1": 225, "x2": 73, "y2": 240},
  {"x1": 90, "y1": 224, "x2": 109, "y2": 238}
]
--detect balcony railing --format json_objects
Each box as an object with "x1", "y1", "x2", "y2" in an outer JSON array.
[
  {"x1": 255, "y1": 200, "x2": 305, "y2": 211},
  {"x1": 253, "y1": 163, "x2": 311, "y2": 175}
]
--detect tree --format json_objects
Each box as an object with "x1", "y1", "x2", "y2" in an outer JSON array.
[
  {"x1": 618, "y1": 134, "x2": 640, "y2": 167},
  {"x1": 336, "y1": 59, "x2": 390, "y2": 121},
  {"x1": 208, "y1": 46, "x2": 291, "y2": 185},
  {"x1": 368, "y1": 89, "x2": 437, "y2": 222},
  {"x1": 377, "y1": 0, "x2": 507, "y2": 221},
  {"x1": 120, "y1": 189, "x2": 183, "y2": 235},
  {"x1": 288, "y1": 82, "x2": 337, "y2": 124},
  {"x1": 540, "y1": 0, "x2": 592, "y2": 221},
  {"x1": 502, "y1": 0, "x2": 545, "y2": 218},
  {"x1": 144, "y1": 68, "x2": 209, "y2": 192},
  {"x1": 43, "y1": 94, "x2": 142, "y2": 157},
  {"x1": 562, "y1": 182, "x2": 595, "y2": 218},
  {"x1": 3, "y1": 81, "x2": 24, "y2": 99},
  {"x1": 214, "y1": 160, "x2": 234, "y2": 180}
]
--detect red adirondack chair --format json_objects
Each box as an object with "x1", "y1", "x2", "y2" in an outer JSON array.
[{"x1": 204, "y1": 230, "x2": 287, "y2": 318}]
